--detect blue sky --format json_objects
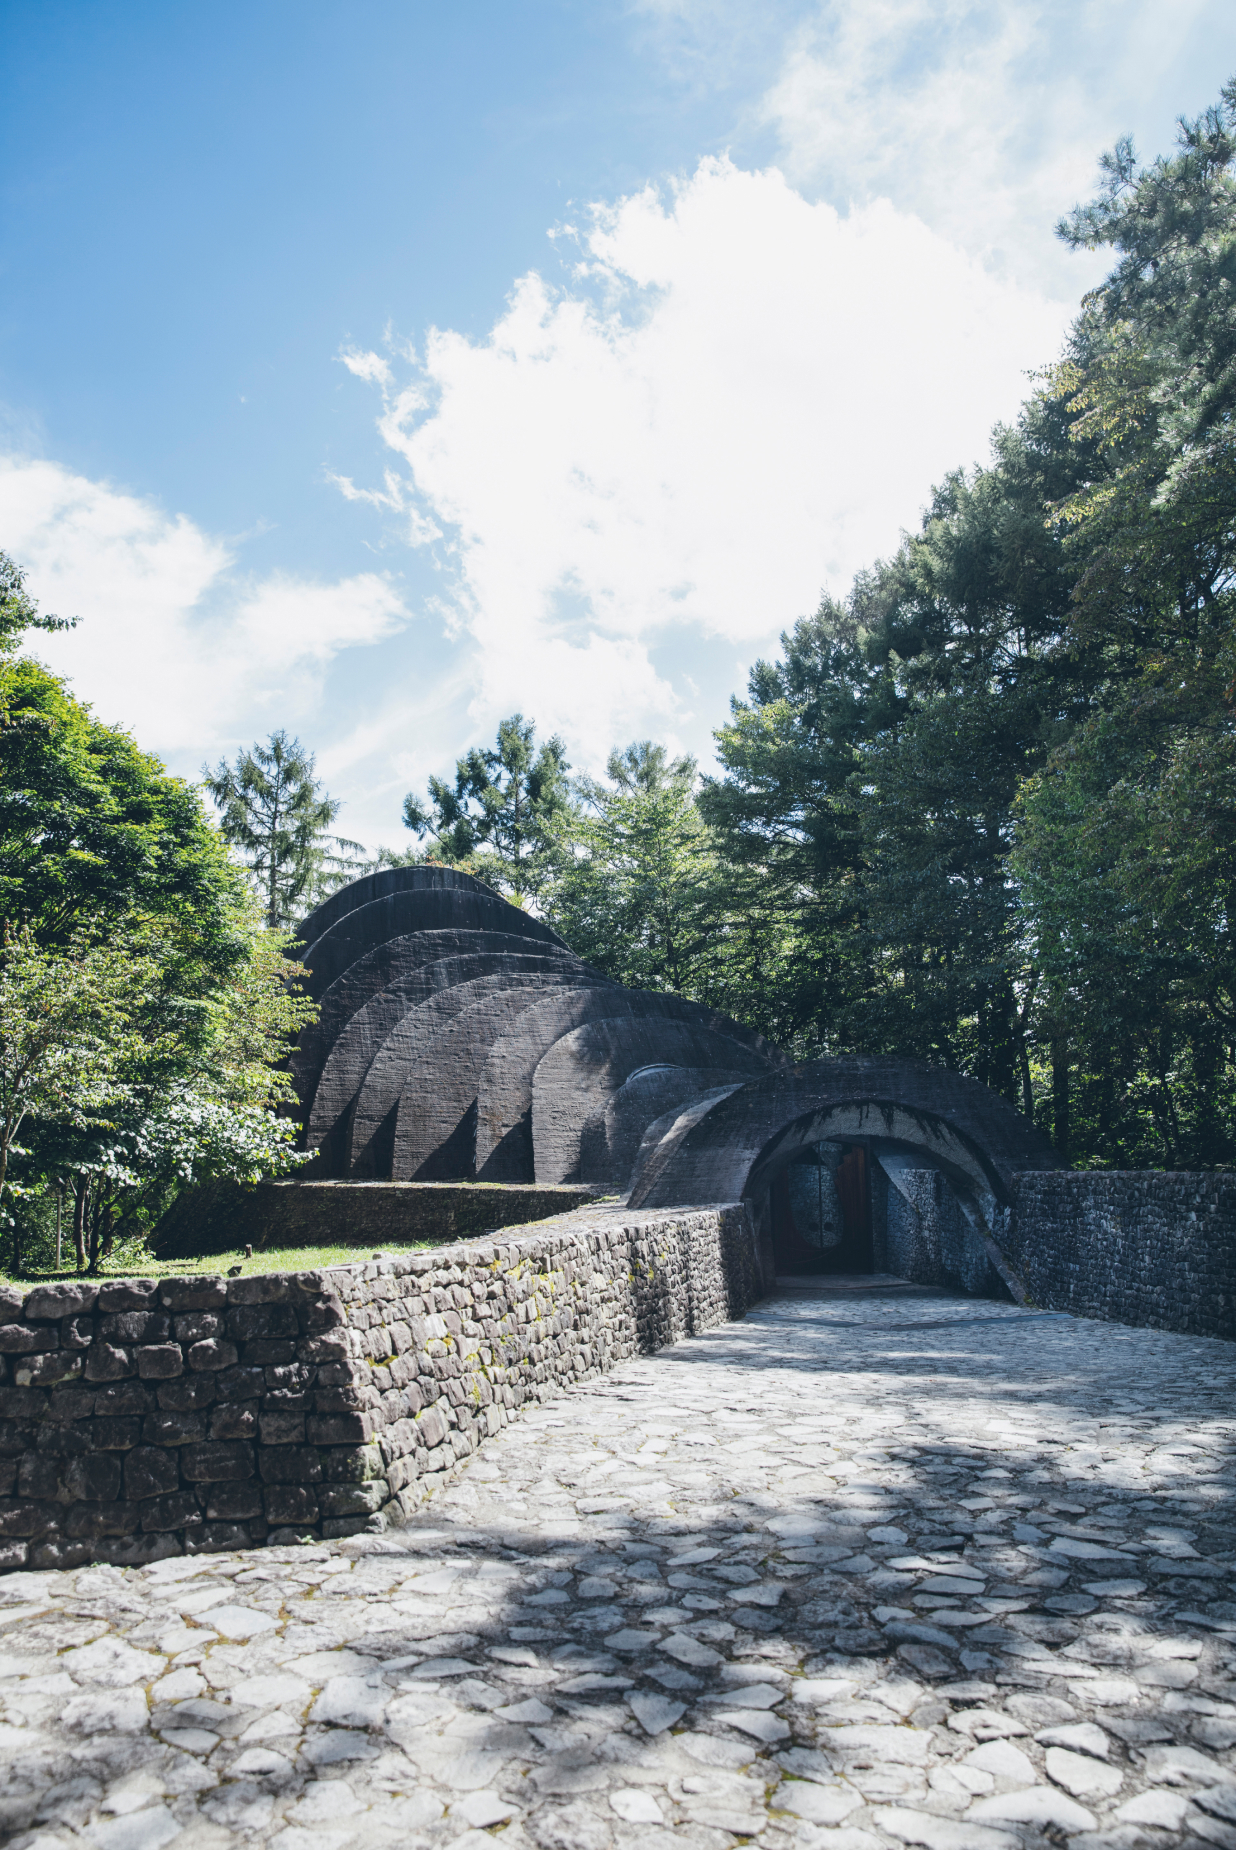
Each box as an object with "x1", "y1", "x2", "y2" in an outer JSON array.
[{"x1": 3, "y1": 1, "x2": 1233, "y2": 849}]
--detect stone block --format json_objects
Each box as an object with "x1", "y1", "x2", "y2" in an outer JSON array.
[
  {"x1": 209, "y1": 1403, "x2": 257, "y2": 1442},
  {"x1": 136, "y1": 1346, "x2": 184, "y2": 1380},
  {"x1": 258, "y1": 1410, "x2": 305, "y2": 1445},
  {"x1": 24, "y1": 1283, "x2": 99, "y2": 1320},
  {"x1": 99, "y1": 1280, "x2": 160, "y2": 1311},
  {"x1": 416, "y1": 1406, "x2": 450, "y2": 1449},
  {"x1": 204, "y1": 1482, "x2": 263, "y2": 1521},
  {"x1": 172, "y1": 1312, "x2": 223, "y2": 1343},
  {"x1": 319, "y1": 1480, "x2": 387, "y2": 1518},
  {"x1": 0, "y1": 1325, "x2": 56, "y2": 1354},
  {"x1": 215, "y1": 1365, "x2": 265, "y2": 1401},
  {"x1": 101, "y1": 1311, "x2": 172, "y2": 1344},
  {"x1": 95, "y1": 1531, "x2": 183, "y2": 1566},
  {"x1": 64, "y1": 1453, "x2": 122, "y2": 1502},
  {"x1": 157, "y1": 1376, "x2": 216, "y2": 1411},
  {"x1": 0, "y1": 1288, "x2": 23, "y2": 1321},
  {"x1": 140, "y1": 1490, "x2": 203, "y2": 1532},
  {"x1": 307, "y1": 1412, "x2": 371, "y2": 1445},
  {"x1": 65, "y1": 1499, "x2": 140, "y2": 1539},
  {"x1": 264, "y1": 1484, "x2": 318, "y2": 1525},
  {"x1": 124, "y1": 1446, "x2": 180, "y2": 1501},
  {"x1": 240, "y1": 1340, "x2": 297, "y2": 1365},
  {"x1": 227, "y1": 1275, "x2": 292, "y2": 1305},
  {"x1": 158, "y1": 1277, "x2": 228, "y2": 1312},
  {"x1": 18, "y1": 1454, "x2": 60, "y2": 1498},
  {"x1": 225, "y1": 1303, "x2": 299, "y2": 1341},
  {"x1": 143, "y1": 1410, "x2": 207, "y2": 1447},
  {"x1": 186, "y1": 1521, "x2": 249, "y2": 1553},
  {"x1": 0, "y1": 1498, "x2": 53, "y2": 1538},
  {"x1": 85, "y1": 1344, "x2": 134, "y2": 1382},
  {"x1": 299, "y1": 1331, "x2": 350, "y2": 1363},
  {"x1": 16, "y1": 1352, "x2": 83, "y2": 1388},
  {"x1": 258, "y1": 1444, "x2": 323, "y2": 1485},
  {"x1": 180, "y1": 1440, "x2": 254, "y2": 1482},
  {"x1": 187, "y1": 1339, "x2": 239, "y2": 1372},
  {"x1": 93, "y1": 1380, "x2": 154, "y2": 1416},
  {"x1": 62, "y1": 1316, "x2": 95, "y2": 1350},
  {"x1": 30, "y1": 1538, "x2": 92, "y2": 1569}
]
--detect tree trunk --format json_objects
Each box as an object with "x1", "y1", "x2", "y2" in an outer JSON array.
[
  {"x1": 73, "y1": 1177, "x2": 89, "y2": 1272},
  {"x1": 1051, "y1": 1039, "x2": 1070, "y2": 1161}
]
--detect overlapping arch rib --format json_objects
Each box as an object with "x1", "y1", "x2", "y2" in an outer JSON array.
[{"x1": 289, "y1": 879, "x2": 1060, "y2": 1204}]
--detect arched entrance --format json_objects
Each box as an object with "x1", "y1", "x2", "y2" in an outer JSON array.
[{"x1": 770, "y1": 1141, "x2": 872, "y2": 1275}]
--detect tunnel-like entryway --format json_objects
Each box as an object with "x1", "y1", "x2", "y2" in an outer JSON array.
[{"x1": 769, "y1": 1140, "x2": 873, "y2": 1275}]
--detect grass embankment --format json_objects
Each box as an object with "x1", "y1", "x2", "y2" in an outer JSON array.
[{"x1": 0, "y1": 1241, "x2": 446, "y2": 1285}]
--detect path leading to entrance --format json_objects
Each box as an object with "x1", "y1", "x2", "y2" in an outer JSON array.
[{"x1": 2, "y1": 1289, "x2": 1235, "y2": 1850}]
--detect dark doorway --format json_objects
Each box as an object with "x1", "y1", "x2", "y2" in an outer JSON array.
[{"x1": 770, "y1": 1142, "x2": 873, "y2": 1275}]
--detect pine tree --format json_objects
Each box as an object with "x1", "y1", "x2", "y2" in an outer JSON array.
[{"x1": 204, "y1": 732, "x2": 360, "y2": 928}]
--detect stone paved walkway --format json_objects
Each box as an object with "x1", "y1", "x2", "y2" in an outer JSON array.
[{"x1": 2, "y1": 1286, "x2": 1235, "y2": 1850}]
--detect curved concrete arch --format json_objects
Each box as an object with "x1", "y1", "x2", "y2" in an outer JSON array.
[
  {"x1": 307, "y1": 946, "x2": 601, "y2": 1173},
  {"x1": 291, "y1": 923, "x2": 572, "y2": 1107},
  {"x1": 532, "y1": 1013, "x2": 780, "y2": 1184},
  {"x1": 580, "y1": 1065, "x2": 756, "y2": 1189},
  {"x1": 391, "y1": 980, "x2": 615, "y2": 1180},
  {"x1": 627, "y1": 1057, "x2": 1062, "y2": 1211},
  {"x1": 624, "y1": 1086, "x2": 749, "y2": 1205},
  {"x1": 298, "y1": 887, "x2": 568, "y2": 1002},
  {"x1": 350, "y1": 971, "x2": 601, "y2": 1177},
  {"x1": 295, "y1": 865, "x2": 499, "y2": 953},
  {"x1": 474, "y1": 988, "x2": 777, "y2": 1184}
]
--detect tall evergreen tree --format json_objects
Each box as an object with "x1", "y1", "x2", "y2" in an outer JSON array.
[
  {"x1": 204, "y1": 732, "x2": 359, "y2": 929},
  {"x1": 402, "y1": 714, "x2": 572, "y2": 906}
]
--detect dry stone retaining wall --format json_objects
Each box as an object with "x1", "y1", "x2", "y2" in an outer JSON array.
[
  {"x1": 997, "y1": 1169, "x2": 1236, "y2": 1339},
  {"x1": 0, "y1": 1203, "x2": 761, "y2": 1575}
]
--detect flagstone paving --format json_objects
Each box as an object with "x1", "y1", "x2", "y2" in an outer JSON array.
[{"x1": 2, "y1": 1284, "x2": 1235, "y2": 1850}]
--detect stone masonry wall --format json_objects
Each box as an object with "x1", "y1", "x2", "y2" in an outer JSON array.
[
  {"x1": 0, "y1": 1203, "x2": 761, "y2": 1574},
  {"x1": 998, "y1": 1170, "x2": 1236, "y2": 1340},
  {"x1": 152, "y1": 1180, "x2": 605, "y2": 1259}
]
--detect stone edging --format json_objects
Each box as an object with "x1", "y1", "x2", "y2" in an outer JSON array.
[{"x1": 0, "y1": 1203, "x2": 762, "y2": 1573}]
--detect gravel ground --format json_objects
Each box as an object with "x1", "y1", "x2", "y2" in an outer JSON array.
[{"x1": 2, "y1": 1283, "x2": 1235, "y2": 1850}]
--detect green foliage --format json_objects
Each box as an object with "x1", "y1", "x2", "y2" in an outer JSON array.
[
  {"x1": 693, "y1": 81, "x2": 1236, "y2": 1165},
  {"x1": 204, "y1": 730, "x2": 361, "y2": 928},
  {"x1": 2, "y1": 657, "x2": 245, "y2": 954},
  {"x1": 0, "y1": 642, "x2": 319, "y2": 1271},
  {"x1": 0, "y1": 551, "x2": 75, "y2": 655},
  {"x1": 403, "y1": 714, "x2": 573, "y2": 905}
]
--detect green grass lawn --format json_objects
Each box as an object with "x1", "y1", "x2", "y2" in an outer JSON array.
[{"x1": 0, "y1": 1240, "x2": 454, "y2": 1285}]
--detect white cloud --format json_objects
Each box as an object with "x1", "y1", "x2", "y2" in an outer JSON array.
[
  {"x1": 343, "y1": 157, "x2": 1072, "y2": 769},
  {"x1": 0, "y1": 454, "x2": 408, "y2": 764},
  {"x1": 640, "y1": 0, "x2": 1224, "y2": 293}
]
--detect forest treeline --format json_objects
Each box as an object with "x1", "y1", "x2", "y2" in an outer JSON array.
[
  {"x1": 1, "y1": 87, "x2": 1233, "y2": 1280},
  {"x1": 401, "y1": 90, "x2": 1236, "y2": 1171}
]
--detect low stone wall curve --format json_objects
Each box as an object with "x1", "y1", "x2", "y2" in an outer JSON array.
[{"x1": 0, "y1": 1204, "x2": 761, "y2": 1574}]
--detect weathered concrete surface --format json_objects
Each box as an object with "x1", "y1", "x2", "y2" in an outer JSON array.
[
  {"x1": 581, "y1": 1067, "x2": 755, "y2": 1191},
  {"x1": 292, "y1": 929, "x2": 583, "y2": 1117},
  {"x1": 350, "y1": 976, "x2": 607, "y2": 1179},
  {"x1": 307, "y1": 952, "x2": 603, "y2": 1172},
  {"x1": 1, "y1": 1287, "x2": 1232, "y2": 1850},
  {"x1": 472, "y1": 991, "x2": 729, "y2": 1184},
  {"x1": 628, "y1": 1059, "x2": 1063, "y2": 1213},
  {"x1": 295, "y1": 867, "x2": 498, "y2": 959},
  {"x1": 532, "y1": 1016, "x2": 782, "y2": 1187},
  {"x1": 298, "y1": 891, "x2": 567, "y2": 1004}
]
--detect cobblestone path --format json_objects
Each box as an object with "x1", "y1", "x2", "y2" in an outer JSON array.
[{"x1": 3, "y1": 1286, "x2": 1235, "y2": 1850}]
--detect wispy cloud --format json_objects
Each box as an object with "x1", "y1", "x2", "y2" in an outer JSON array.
[
  {"x1": 337, "y1": 157, "x2": 1071, "y2": 770},
  {"x1": 1, "y1": 455, "x2": 409, "y2": 763}
]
